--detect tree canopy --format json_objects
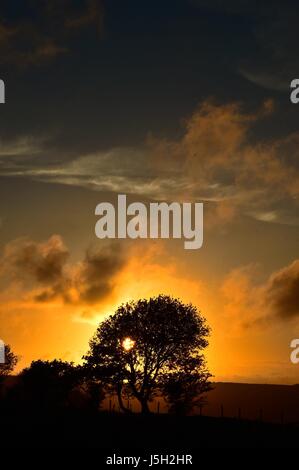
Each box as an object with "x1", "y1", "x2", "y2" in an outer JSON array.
[
  {"x1": 0, "y1": 344, "x2": 18, "y2": 377},
  {"x1": 84, "y1": 295, "x2": 211, "y2": 414}
]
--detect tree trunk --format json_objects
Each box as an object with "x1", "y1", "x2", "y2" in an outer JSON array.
[
  {"x1": 140, "y1": 398, "x2": 150, "y2": 414},
  {"x1": 117, "y1": 384, "x2": 132, "y2": 414}
]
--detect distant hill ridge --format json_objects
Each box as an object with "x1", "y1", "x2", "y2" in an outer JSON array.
[
  {"x1": 205, "y1": 382, "x2": 299, "y2": 423},
  {"x1": 2, "y1": 377, "x2": 299, "y2": 423}
]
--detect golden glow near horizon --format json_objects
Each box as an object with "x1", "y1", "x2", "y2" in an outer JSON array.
[{"x1": 122, "y1": 337, "x2": 135, "y2": 351}]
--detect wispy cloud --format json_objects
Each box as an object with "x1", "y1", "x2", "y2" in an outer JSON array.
[
  {"x1": 1, "y1": 100, "x2": 299, "y2": 226},
  {"x1": 0, "y1": 136, "x2": 43, "y2": 157}
]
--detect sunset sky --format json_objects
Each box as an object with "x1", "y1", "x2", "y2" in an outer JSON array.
[{"x1": 0, "y1": 0, "x2": 299, "y2": 384}]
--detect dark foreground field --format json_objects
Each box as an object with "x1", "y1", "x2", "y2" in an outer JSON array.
[{"x1": 1, "y1": 409, "x2": 299, "y2": 449}]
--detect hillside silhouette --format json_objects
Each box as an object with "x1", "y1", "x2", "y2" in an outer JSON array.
[{"x1": 1, "y1": 295, "x2": 299, "y2": 449}]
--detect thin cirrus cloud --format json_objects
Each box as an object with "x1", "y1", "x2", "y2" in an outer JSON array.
[
  {"x1": 0, "y1": 136, "x2": 43, "y2": 157},
  {"x1": 1, "y1": 145, "x2": 189, "y2": 200},
  {"x1": 1, "y1": 100, "x2": 299, "y2": 226}
]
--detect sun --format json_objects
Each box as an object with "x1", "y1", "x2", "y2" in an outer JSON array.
[{"x1": 122, "y1": 337, "x2": 135, "y2": 351}]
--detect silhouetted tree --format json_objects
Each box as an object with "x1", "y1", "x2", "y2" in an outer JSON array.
[
  {"x1": 0, "y1": 344, "x2": 18, "y2": 377},
  {"x1": 162, "y1": 357, "x2": 212, "y2": 415},
  {"x1": 74, "y1": 364, "x2": 106, "y2": 411},
  {"x1": 84, "y1": 295, "x2": 211, "y2": 414},
  {"x1": 20, "y1": 359, "x2": 80, "y2": 410}
]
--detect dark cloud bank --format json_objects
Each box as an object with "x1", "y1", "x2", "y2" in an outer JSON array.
[{"x1": 1, "y1": 235, "x2": 126, "y2": 305}]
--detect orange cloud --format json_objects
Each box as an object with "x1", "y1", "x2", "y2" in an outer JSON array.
[
  {"x1": 221, "y1": 259, "x2": 299, "y2": 328},
  {"x1": 0, "y1": 235, "x2": 127, "y2": 306},
  {"x1": 0, "y1": 237, "x2": 219, "y2": 372},
  {"x1": 265, "y1": 260, "x2": 299, "y2": 320},
  {"x1": 149, "y1": 99, "x2": 299, "y2": 226}
]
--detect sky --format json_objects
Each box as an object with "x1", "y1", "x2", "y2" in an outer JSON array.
[{"x1": 0, "y1": 0, "x2": 299, "y2": 383}]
